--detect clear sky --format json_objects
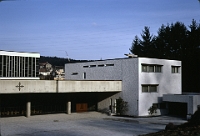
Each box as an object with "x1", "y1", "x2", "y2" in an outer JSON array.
[{"x1": 0, "y1": 0, "x2": 200, "y2": 60}]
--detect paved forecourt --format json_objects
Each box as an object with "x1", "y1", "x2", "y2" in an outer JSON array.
[{"x1": 1, "y1": 112, "x2": 187, "y2": 136}]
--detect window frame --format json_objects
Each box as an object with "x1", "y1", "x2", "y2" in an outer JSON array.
[
  {"x1": 142, "y1": 84, "x2": 159, "y2": 93},
  {"x1": 171, "y1": 66, "x2": 180, "y2": 74},
  {"x1": 141, "y1": 64, "x2": 162, "y2": 73}
]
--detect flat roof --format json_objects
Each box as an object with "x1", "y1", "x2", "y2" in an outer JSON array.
[
  {"x1": 66, "y1": 57, "x2": 181, "y2": 64},
  {"x1": 0, "y1": 50, "x2": 40, "y2": 58}
]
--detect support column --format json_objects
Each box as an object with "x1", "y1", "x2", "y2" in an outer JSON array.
[
  {"x1": 26, "y1": 101, "x2": 31, "y2": 117},
  {"x1": 26, "y1": 94, "x2": 31, "y2": 118},
  {"x1": 66, "y1": 101, "x2": 71, "y2": 114}
]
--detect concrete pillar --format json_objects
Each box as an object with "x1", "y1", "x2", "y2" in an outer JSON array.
[
  {"x1": 67, "y1": 101, "x2": 71, "y2": 114},
  {"x1": 26, "y1": 101, "x2": 31, "y2": 118},
  {"x1": 26, "y1": 94, "x2": 31, "y2": 118}
]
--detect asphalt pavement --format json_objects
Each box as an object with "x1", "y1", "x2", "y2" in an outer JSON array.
[{"x1": 0, "y1": 112, "x2": 187, "y2": 136}]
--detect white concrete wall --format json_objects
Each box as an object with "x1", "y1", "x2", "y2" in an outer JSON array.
[
  {"x1": 65, "y1": 58, "x2": 139, "y2": 116},
  {"x1": 138, "y1": 58, "x2": 182, "y2": 116},
  {"x1": 0, "y1": 80, "x2": 121, "y2": 94}
]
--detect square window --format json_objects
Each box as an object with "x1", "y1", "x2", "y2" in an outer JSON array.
[
  {"x1": 150, "y1": 85, "x2": 157, "y2": 92},
  {"x1": 172, "y1": 66, "x2": 180, "y2": 73},
  {"x1": 149, "y1": 65, "x2": 154, "y2": 72},
  {"x1": 142, "y1": 65, "x2": 148, "y2": 72},
  {"x1": 142, "y1": 86, "x2": 148, "y2": 92},
  {"x1": 155, "y1": 66, "x2": 162, "y2": 72}
]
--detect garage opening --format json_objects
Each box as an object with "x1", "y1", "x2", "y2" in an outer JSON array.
[{"x1": 168, "y1": 102, "x2": 187, "y2": 117}]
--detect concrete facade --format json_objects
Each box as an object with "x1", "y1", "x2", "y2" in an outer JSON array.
[
  {"x1": 0, "y1": 50, "x2": 40, "y2": 80},
  {"x1": 138, "y1": 58, "x2": 182, "y2": 116},
  {"x1": 65, "y1": 57, "x2": 182, "y2": 116},
  {"x1": 0, "y1": 80, "x2": 121, "y2": 117}
]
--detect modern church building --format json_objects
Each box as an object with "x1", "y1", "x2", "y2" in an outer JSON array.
[
  {"x1": 0, "y1": 50, "x2": 121, "y2": 117},
  {"x1": 1, "y1": 50, "x2": 200, "y2": 118}
]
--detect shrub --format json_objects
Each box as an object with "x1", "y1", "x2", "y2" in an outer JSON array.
[
  {"x1": 148, "y1": 105, "x2": 157, "y2": 115},
  {"x1": 115, "y1": 97, "x2": 128, "y2": 115}
]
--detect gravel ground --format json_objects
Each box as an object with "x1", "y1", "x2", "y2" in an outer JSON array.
[{"x1": 0, "y1": 112, "x2": 187, "y2": 136}]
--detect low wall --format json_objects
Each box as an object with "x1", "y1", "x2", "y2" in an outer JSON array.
[
  {"x1": 163, "y1": 94, "x2": 200, "y2": 115},
  {"x1": 0, "y1": 80, "x2": 122, "y2": 94}
]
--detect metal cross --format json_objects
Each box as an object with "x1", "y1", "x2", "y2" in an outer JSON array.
[{"x1": 16, "y1": 82, "x2": 24, "y2": 91}]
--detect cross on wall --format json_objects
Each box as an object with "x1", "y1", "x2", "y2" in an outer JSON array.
[{"x1": 16, "y1": 82, "x2": 24, "y2": 91}]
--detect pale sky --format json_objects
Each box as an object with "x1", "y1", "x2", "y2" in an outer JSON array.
[{"x1": 0, "y1": 0, "x2": 200, "y2": 60}]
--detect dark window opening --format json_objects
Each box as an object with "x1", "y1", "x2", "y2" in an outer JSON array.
[
  {"x1": 106, "y1": 64, "x2": 114, "y2": 67},
  {"x1": 98, "y1": 64, "x2": 104, "y2": 67},
  {"x1": 90, "y1": 65, "x2": 96, "y2": 68}
]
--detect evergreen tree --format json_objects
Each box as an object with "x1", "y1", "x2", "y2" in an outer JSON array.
[{"x1": 130, "y1": 20, "x2": 200, "y2": 92}]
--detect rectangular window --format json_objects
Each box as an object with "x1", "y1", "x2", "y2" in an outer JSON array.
[
  {"x1": 142, "y1": 86, "x2": 148, "y2": 92},
  {"x1": 171, "y1": 66, "x2": 180, "y2": 73},
  {"x1": 71, "y1": 72, "x2": 78, "y2": 75},
  {"x1": 148, "y1": 65, "x2": 154, "y2": 72},
  {"x1": 105, "y1": 64, "x2": 114, "y2": 67},
  {"x1": 0, "y1": 55, "x2": 2, "y2": 77},
  {"x1": 36, "y1": 58, "x2": 39, "y2": 77},
  {"x1": 83, "y1": 72, "x2": 86, "y2": 79},
  {"x1": 3, "y1": 55, "x2": 7, "y2": 77},
  {"x1": 15, "y1": 56, "x2": 18, "y2": 77},
  {"x1": 10, "y1": 56, "x2": 13, "y2": 77},
  {"x1": 142, "y1": 64, "x2": 162, "y2": 73},
  {"x1": 142, "y1": 65, "x2": 148, "y2": 72},
  {"x1": 28, "y1": 57, "x2": 32, "y2": 77},
  {"x1": 98, "y1": 64, "x2": 104, "y2": 67},
  {"x1": 150, "y1": 85, "x2": 157, "y2": 92},
  {"x1": 20, "y1": 57, "x2": 24, "y2": 77},
  {"x1": 155, "y1": 65, "x2": 162, "y2": 72},
  {"x1": 83, "y1": 66, "x2": 89, "y2": 68},
  {"x1": 142, "y1": 85, "x2": 158, "y2": 93},
  {"x1": 90, "y1": 65, "x2": 96, "y2": 68},
  {"x1": 25, "y1": 57, "x2": 28, "y2": 77},
  {"x1": 32, "y1": 58, "x2": 36, "y2": 77}
]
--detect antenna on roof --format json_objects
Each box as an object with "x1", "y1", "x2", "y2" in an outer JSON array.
[
  {"x1": 124, "y1": 53, "x2": 138, "y2": 58},
  {"x1": 65, "y1": 51, "x2": 70, "y2": 62}
]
